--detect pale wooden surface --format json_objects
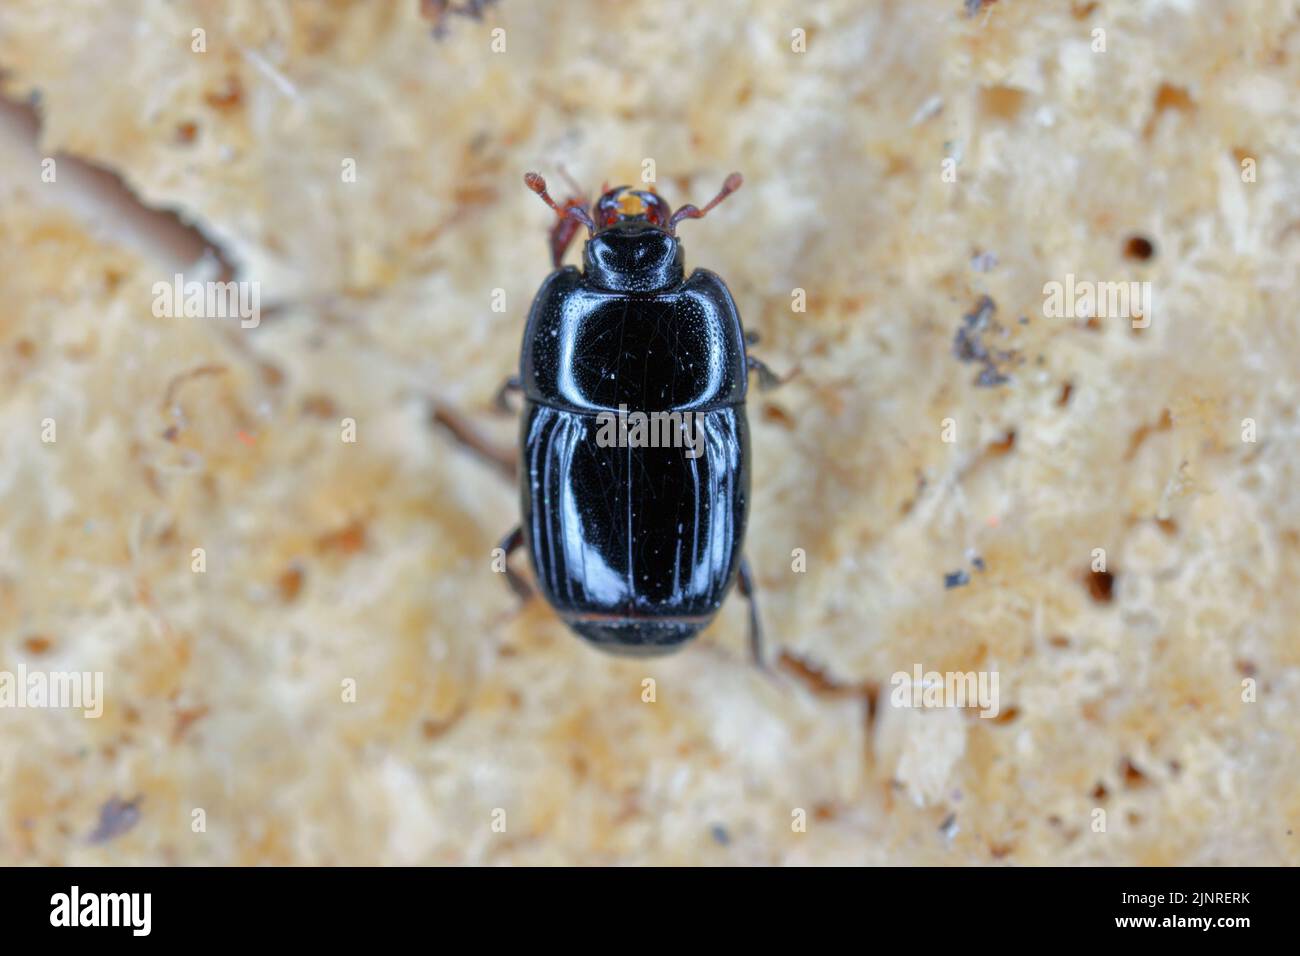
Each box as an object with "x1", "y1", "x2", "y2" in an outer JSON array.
[{"x1": 0, "y1": 0, "x2": 1296, "y2": 864}]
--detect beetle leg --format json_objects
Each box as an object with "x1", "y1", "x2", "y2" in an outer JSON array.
[
  {"x1": 556, "y1": 163, "x2": 584, "y2": 197},
  {"x1": 497, "y1": 526, "x2": 532, "y2": 601},
  {"x1": 746, "y1": 355, "x2": 783, "y2": 391},
  {"x1": 737, "y1": 557, "x2": 766, "y2": 668},
  {"x1": 494, "y1": 374, "x2": 522, "y2": 413},
  {"x1": 744, "y1": 329, "x2": 761, "y2": 347},
  {"x1": 548, "y1": 209, "x2": 587, "y2": 268},
  {"x1": 429, "y1": 404, "x2": 517, "y2": 481}
]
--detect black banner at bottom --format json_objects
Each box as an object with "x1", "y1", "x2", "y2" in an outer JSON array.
[{"x1": 0, "y1": 866, "x2": 1277, "y2": 941}]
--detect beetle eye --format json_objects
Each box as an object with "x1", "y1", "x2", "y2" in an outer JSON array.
[
  {"x1": 594, "y1": 186, "x2": 629, "y2": 229},
  {"x1": 591, "y1": 184, "x2": 675, "y2": 230},
  {"x1": 595, "y1": 202, "x2": 620, "y2": 229}
]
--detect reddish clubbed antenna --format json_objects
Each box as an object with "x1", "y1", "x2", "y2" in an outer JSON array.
[
  {"x1": 525, "y1": 171, "x2": 596, "y2": 267},
  {"x1": 667, "y1": 172, "x2": 743, "y2": 234},
  {"x1": 525, "y1": 171, "x2": 594, "y2": 233}
]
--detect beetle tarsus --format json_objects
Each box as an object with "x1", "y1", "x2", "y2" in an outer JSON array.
[
  {"x1": 494, "y1": 374, "x2": 522, "y2": 413},
  {"x1": 497, "y1": 526, "x2": 532, "y2": 601},
  {"x1": 430, "y1": 404, "x2": 517, "y2": 481},
  {"x1": 746, "y1": 355, "x2": 783, "y2": 391},
  {"x1": 737, "y1": 557, "x2": 765, "y2": 669}
]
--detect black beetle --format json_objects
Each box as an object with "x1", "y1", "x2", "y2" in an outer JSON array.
[{"x1": 496, "y1": 171, "x2": 778, "y2": 662}]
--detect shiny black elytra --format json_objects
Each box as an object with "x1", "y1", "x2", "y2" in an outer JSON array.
[{"x1": 496, "y1": 171, "x2": 776, "y2": 662}]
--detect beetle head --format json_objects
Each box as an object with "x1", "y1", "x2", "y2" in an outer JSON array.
[
  {"x1": 524, "y1": 171, "x2": 743, "y2": 293},
  {"x1": 592, "y1": 186, "x2": 673, "y2": 230}
]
